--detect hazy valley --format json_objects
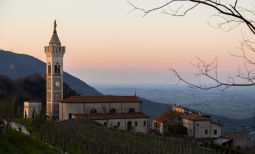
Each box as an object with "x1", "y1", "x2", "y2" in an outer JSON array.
[{"x1": 95, "y1": 84, "x2": 255, "y2": 119}]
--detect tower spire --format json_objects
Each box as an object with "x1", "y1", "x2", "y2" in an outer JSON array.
[
  {"x1": 54, "y1": 20, "x2": 57, "y2": 33},
  {"x1": 49, "y1": 20, "x2": 61, "y2": 45}
]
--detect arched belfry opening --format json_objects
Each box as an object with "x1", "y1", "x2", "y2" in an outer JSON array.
[
  {"x1": 48, "y1": 63, "x2": 51, "y2": 74},
  {"x1": 55, "y1": 62, "x2": 61, "y2": 74}
]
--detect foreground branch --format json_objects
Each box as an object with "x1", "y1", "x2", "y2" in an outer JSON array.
[{"x1": 128, "y1": 0, "x2": 255, "y2": 35}]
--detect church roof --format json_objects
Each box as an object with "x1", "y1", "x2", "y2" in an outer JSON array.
[
  {"x1": 49, "y1": 31, "x2": 61, "y2": 45},
  {"x1": 49, "y1": 20, "x2": 61, "y2": 45},
  {"x1": 72, "y1": 112, "x2": 149, "y2": 120},
  {"x1": 61, "y1": 96, "x2": 141, "y2": 104}
]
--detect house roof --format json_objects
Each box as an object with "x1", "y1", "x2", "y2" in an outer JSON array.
[
  {"x1": 72, "y1": 112, "x2": 149, "y2": 120},
  {"x1": 183, "y1": 113, "x2": 210, "y2": 121},
  {"x1": 211, "y1": 121, "x2": 223, "y2": 126},
  {"x1": 61, "y1": 96, "x2": 141, "y2": 104},
  {"x1": 153, "y1": 111, "x2": 183, "y2": 123}
]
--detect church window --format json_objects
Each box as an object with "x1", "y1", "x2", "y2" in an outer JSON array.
[
  {"x1": 48, "y1": 64, "x2": 51, "y2": 74},
  {"x1": 144, "y1": 121, "x2": 146, "y2": 126},
  {"x1": 129, "y1": 108, "x2": 135, "y2": 113},
  {"x1": 135, "y1": 121, "x2": 138, "y2": 126},
  {"x1": 90, "y1": 109, "x2": 97, "y2": 113},
  {"x1": 214, "y1": 130, "x2": 217, "y2": 135},
  {"x1": 55, "y1": 63, "x2": 61, "y2": 74},
  {"x1": 110, "y1": 108, "x2": 116, "y2": 113},
  {"x1": 205, "y1": 129, "x2": 208, "y2": 134}
]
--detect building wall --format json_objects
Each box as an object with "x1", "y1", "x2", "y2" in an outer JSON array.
[
  {"x1": 45, "y1": 45, "x2": 65, "y2": 120},
  {"x1": 183, "y1": 119, "x2": 222, "y2": 139},
  {"x1": 211, "y1": 123, "x2": 221, "y2": 138},
  {"x1": 194, "y1": 121, "x2": 211, "y2": 138},
  {"x1": 183, "y1": 119, "x2": 194, "y2": 137},
  {"x1": 152, "y1": 117, "x2": 182, "y2": 135},
  {"x1": 172, "y1": 106, "x2": 185, "y2": 113},
  {"x1": 95, "y1": 118, "x2": 148, "y2": 133},
  {"x1": 23, "y1": 101, "x2": 42, "y2": 119},
  {"x1": 59, "y1": 102, "x2": 141, "y2": 121},
  {"x1": 121, "y1": 103, "x2": 140, "y2": 112},
  {"x1": 109, "y1": 103, "x2": 123, "y2": 112},
  {"x1": 152, "y1": 120, "x2": 162, "y2": 133},
  {"x1": 59, "y1": 103, "x2": 84, "y2": 121}
]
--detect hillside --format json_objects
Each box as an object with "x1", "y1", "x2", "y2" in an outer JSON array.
[
  {"x1": 0, "y1": 74, "x2": 78, "y2": 114},
  {"x1": 15, "y1": 119, "x2": 231, "y2": 154},
  {"x1": 141, "y1": 98, "x2": 170, "y2": 117},
  {"x1": 0, "y1": 129, "x2": 58, "y2": 154},
  {"x1": 0, "y1": 50, "x2": 101, "y2": 96}
]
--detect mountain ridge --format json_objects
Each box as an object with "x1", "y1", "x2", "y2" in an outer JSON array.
[
  {"x1": 0, "y1": 50, "x2": 101, "y2": 96},
  {"x1": 1, "y1": 49, "x2": 253, "y2": 133}
]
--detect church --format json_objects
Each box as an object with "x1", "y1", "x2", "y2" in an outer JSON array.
[{"x1": 24, "y1": 21, "x2": 149, "y2": 133}]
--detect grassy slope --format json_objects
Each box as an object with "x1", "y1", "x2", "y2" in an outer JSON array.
[
  {"x1": 12, "y1": 119, "x2": 228, "y2": 154},
  {"x1": 0, "y1": 129, "x2": 58, "y2": 154}
]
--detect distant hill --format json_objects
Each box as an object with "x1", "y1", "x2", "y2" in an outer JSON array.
[
  {"x1": 141, "y1": 98, "x2": 170, "y2": 117},
  {"x1": 211, "y1": 114, "x2": 255, "y2": 133},
  {"x1": 0, "y1": 50, "x2": 101, "y2": 96}
]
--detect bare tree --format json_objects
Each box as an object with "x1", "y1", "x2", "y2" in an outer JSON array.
[{"x1": 128, "y1": 0, "x2": 255, "y2": 90}]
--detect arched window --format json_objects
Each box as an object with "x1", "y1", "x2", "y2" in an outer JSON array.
[
  {"x1": 109, "y1": 108, "x2": 116, "y2": 113},
  {"x1": 129, "y1": 108, "x2": 135, "y2": 113},
  {"x1": 90, "y1": 109, "x2": 97, "y2": 113},
  {"x1": 58, "y1": 65, "x2": 60, "y2": 73},
  {"x1": 127, "y1": 121, "x2": 132, "y2": 131},
  {"x1": 55, "y1": 63, "x2": 61, "y2": 74},
  {"x1": 48, "y1": 64, "x2": 51, "y2": 74}
]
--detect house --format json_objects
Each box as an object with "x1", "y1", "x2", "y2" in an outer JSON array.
[
  {"x1": 152, "y1": 110, "x2": 184, "y2": 134},
  {"x1": 23, "y1": 101, "x2": 42, "y2": 119},
  {"x1": 59, "y1": 96, "x2": 149, "y2": 133},
  {"x1": 183, "y1": 113, "x2": 222, "y2": 139},
  {"x1": 151, "y1": 105, "x2": 222, "y2": 139}
]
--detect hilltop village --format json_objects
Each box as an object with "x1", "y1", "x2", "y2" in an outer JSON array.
[
  {"x1": 15, "y1": 21, "x2": 253, "y2": 154},
  {"x1": 22, "y1": 21, "x2": 228, "y2": 144}
]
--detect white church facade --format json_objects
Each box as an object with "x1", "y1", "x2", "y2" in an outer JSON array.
[
  {"x1": 60, "y1": 96, "x2": 149, "y2": 133},
  {"x1": 24, "y1": 21, "x2": 149, "y2": 133}
]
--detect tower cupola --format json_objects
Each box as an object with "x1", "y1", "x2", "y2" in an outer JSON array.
[{"x1": 49, "y1": 20, "x2": 61, "y2": 45}]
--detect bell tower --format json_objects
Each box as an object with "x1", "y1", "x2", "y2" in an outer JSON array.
[{"x1": 45, "y1": 20, "x2": 65, "y2": 120}]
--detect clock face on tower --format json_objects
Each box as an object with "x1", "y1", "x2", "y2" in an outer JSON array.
[{"x1": 55, "y1": 81, "x2": 60, "y2": 87}]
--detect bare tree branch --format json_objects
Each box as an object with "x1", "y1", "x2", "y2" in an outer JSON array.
[
  {"x1": 129, "y1": 0, "x2": 255, "y2": 90},
  {"x1": 128, "y1": 0, "x2": 255, "y2": 34}
]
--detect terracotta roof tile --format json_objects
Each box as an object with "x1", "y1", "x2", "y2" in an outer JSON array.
[
  {"x1": 61, "y1": 96, "x2": 141, "y2": 104},
  {"x1": 153, "y1": 111, "x2": 183, "y2": 123},
  {"x1": 72, "y1": 112, "x2": 149, "y2": 120},
  {"x1": 183, "y1": 113, "x2": 210, "y2": 121}
]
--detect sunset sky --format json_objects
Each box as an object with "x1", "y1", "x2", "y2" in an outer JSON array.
[{"x1": 1, "y1": 0, "x2": 254, "y2": 86}]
